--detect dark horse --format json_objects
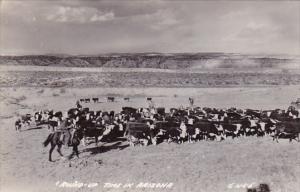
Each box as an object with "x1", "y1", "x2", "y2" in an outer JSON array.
[{"x1": 43, "y1": 129, "x2": 83, "y2": 162}]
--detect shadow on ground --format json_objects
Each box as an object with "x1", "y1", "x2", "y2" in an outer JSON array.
[{"x1": 82, "y1": 141, "x2": 129, "y2": 155}]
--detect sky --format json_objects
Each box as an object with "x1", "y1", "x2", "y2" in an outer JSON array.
[{"x1": 0, "y1": 0, "x2": 299, "y2": 55}]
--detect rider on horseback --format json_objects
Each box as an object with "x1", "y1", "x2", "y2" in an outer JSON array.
[{"x1": 56, "y1": 116, "x2": 74, "y2": 146}]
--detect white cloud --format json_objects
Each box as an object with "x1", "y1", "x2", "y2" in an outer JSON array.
[
  {"x1": 153, "y1": 9, "x2": 179, "y2": 26},
  {"x1": 46, "y1": 6, "x2": 114, "y2": 23},
  {"x1": 128, "y1": 9, "x2": 180, "y2": 30}
]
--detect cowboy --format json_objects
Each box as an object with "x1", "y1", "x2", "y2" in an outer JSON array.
[
  {"x1": 76, "y1": 100, "x2": 82, "y2": 109},
  {"x1": 56, "y1": 117, "x2": 74, "y2": 146}
]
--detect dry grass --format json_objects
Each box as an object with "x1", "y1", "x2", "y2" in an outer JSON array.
[{"x1": 0, "y1": 86, "x2": 299, "y2": 192}]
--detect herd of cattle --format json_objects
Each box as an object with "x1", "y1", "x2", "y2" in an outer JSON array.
[
  {"x1": 78, "y1": 96, "x2": 153, "y2": 103},
  {"x1": 15, "y1": 98, "x2": 300, "y2": 148}
]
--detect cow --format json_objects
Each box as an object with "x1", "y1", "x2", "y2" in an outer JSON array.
[
  {"x1": 245, "y1": 109, "x2": 261, "y2": 119},
  {"x1": 92, "y1": 98, "x2": 99, "y2": 103},
  {"x1": 20, "y1": 114, "x2": 33, "y2": 126},
  {"x1": 47, "y1": 120, "x2": 59, "y2": 132},
  {"x1": 107, "y1": 97, "x2": 115, "y2": 102},
  {"x1": 82, "y1": 108, "x2": 90, "y2": 114},
  {"x1": 124, "y1": 122, "x2": 152, "y2": 146},
  {"x1": 15, "y1": 119, "x2": 22, "y2": 132},
  {"x1": 54, "y1": 111, "x2": 63, "y2": 119},
  {"x1": 124, "y1": 97, "x2": 130, "y2": 102},
  {"x1": 34, "y1": 112, "x2": 42, "y2": 122},
  {"x1": 193, "y1": 121, "x2": 224, "y2": 141},
  {"x1": 154, "y1": 121, "x2": 187, "y2": 144},
  {"x1": 263, "y1": 118, "x2": 277, "y2": 135},
  {"x1": 231, "y1": 117, "x2": 259, "y2": 137},
  {"x1": 156, "y1": 107, "x2": 165, "y2": 116},
  {"x1": 76, "y1": 115, "x2": 112, "y2": 146},
  {"x1": 79, "y1": 99, "x2": 85, "y2": 103},
  {"x1": 146, "y1": 97, "x2": 152, "y2": 101},
  {"x1": 152, "y1": 121, "x2": 179, "y2": 144},
  {"x1": 68, "y1": 108, "x2": 80, "y2": 119},
  {"x1": 273, "y1": 120, "x2": 300, "y2": 142},
  {"x1": 121, "y1": 107, "x2": 137, "y2": 116},
  {"x1": 218, "y1": 123, "x2": 242, "y2": 139},
  {"x1": 187, "y1": 125, "x2": 203, "y2": 143},
  {"x1": 85, "y1": 98, "x2": 91, "y2": 103}
]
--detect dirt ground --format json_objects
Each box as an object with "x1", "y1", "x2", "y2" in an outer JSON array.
[{"x1": 0, "y1": 86, "x2": 299, "y2": 192}]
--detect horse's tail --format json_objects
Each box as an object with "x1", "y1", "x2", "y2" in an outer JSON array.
[{"x1": 43, "y1": 133, "x2": 54, "y2": 147}]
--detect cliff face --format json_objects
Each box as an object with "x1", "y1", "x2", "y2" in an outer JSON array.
[{"x1": 0, "y1": 53, "x2": 299, "y2": 69}]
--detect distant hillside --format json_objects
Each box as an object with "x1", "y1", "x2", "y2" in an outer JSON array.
[{"x1": 0, "y1": 53, "x2": 299, "y2": 69}]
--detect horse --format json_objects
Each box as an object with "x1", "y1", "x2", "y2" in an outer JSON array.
[{"x1": 43, "y1": 128, "x2": 83, "y2": 162}]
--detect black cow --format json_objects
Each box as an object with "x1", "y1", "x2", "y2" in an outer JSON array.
[
  {"x1": 273, "y1": 120, "x2": 300, "y2": 142},
  {"x1": 92, "y1": 98, "x2": 99, "y2": 103},
  {"x1": 47, "y1": 120, "x2": 59, "y2": 132},
  {"x1": 107, "y1": 97, "x2": 115, "y2": 102},
  {"x1": 245, "y1": 109, "x2": 261, "y2": 118},
  {"x1": 124, "y1": 97, "x2": 130, "y2": 102},
  {"x1": 122, "y1": 107, "x2": 137, "y2": 115},
  {"x1": 156, "y1": 107, "x2": 165, "y2": 116},
  {"x1": 21, "y1": 114, "x2": 32, "y2": 125},
  {"x1": 154, "y1": 121, "x2": 180, "y2": 143},
  {"x1": 125, "y1": 122, "x2": 152, "y2": 146},
  {"x1": 147, "y1": 97, "x2": 152, "y2": 101},
  {"x1": 68, "y1": 108, "x2": 79, "y2": 119},
  {"x1": 219, "y1": 123, "x2": 241, "y2": 139},
  {"x1": 15, "y1": 119, "x2": 22, "y2": 131},
  {"x1": 82, "y1": 108, "x2": 90, "y2": 114},
  {"x1": 193, "y1": 121, "x2": 224, "y2": 141},
  {"x1": 76, "y1": 116, "x2": 109, "y2": 146},
  {"x1": 85, "y1": 98, "x2": 91, "y2": 103},
  {"x1": 54, "y1": 111, "x2": 63, "y2": 119}
]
